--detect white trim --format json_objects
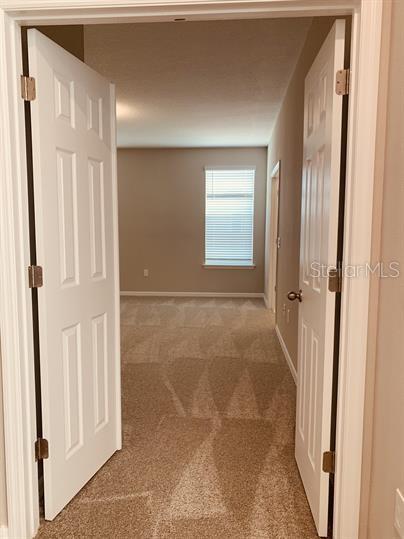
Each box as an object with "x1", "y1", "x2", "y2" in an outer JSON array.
[
  {"x1": 275, "y1": 325, "x2": 297, "y2": 384},
  {"x1": 334, "y1": 3, "x2": 384, "y2": 538},
  {"x1": 121, "y1": 291, "x2": 264, "y2": 298},
  {"x1": 202, "y1": 264, "x2": 256, "y2": 270},
  {"x1": 0, "y1": 1, "x2": 353, "y2": 25},
  {"x1": 270, "y1": 161, "x2": 280, "y2": 177},
  {"x1": 263, "y1": 294, "x2": 270, "y2": 309},
  {"x1": 266, "y1": 160, "x2": 280, "y2": 313},
  {"x1": 0, "y1": 526, "x2": 8, "y2": 539},
  {"x1": 204, "y1": 165, "x2": 256, "y2": 171},
  {"x1": 0, "y1": 11, "x2": 39, "y2": 539},
  {"x1": 110, "y1": 82, "x2": 122, "y2": 451},
  {"x1": 0, "y1": 2, "x2": 385, "y2": 539}
]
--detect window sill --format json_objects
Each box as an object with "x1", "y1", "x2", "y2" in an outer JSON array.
[{"x1": 203, "y1": 262, "x2": 256, "y2": 270}]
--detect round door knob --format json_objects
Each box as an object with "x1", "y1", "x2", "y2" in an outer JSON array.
[{"x1": 287, "y1": 290, "x2": 302, "y2": 302}]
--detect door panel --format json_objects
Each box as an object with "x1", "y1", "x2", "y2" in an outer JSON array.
[
  {"x1": 295, "y1": 20, "x2": 345, "y2": 537},
  {"x1": 28, "y1": 29, "x2": 121, "y2": 520}
]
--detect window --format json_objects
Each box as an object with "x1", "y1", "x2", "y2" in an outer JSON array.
[{"x1": 205, "y1": 167, "x2": 255, "y2": 267}]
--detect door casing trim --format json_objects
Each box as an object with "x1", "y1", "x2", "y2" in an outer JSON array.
[
  {"x1": 0, "y1": 1, "x2": 384, "y2": 538},
  {"x1": 265, "y1": 160, "x2": 280, "y2": 312}
]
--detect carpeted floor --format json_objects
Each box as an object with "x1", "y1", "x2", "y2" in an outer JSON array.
[{"x1": 37, "y1": 297, "x2": 317, "y2": 538}]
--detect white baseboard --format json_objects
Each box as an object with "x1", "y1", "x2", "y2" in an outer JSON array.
[
  {"x1": 275, "y1": 325, "x2": 297, "y2": 384},
  {"x1": 121, "y1": 291, "x2": 264, "y2": 298},
  {"x1": 0, "y1": 526, "x2": 8, "y2": 539}
]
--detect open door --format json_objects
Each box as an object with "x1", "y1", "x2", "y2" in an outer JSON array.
[
  {"x1": 289, "y1": 20, "x2": 346, "y2": 536},
  {"x1": 28, "y1": 29, "x2": 121, "y2": 520}
]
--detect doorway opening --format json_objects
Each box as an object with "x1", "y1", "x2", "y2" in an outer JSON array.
[
  {"x1": 0, "y1": 1, "x2": 384, "y2": 539},
  {"x1": 265, "y1": 160, "x2": 280, "y2": 314},
  {"x1": 24, "y1": 16, "x2": 349, "y2": 538}
]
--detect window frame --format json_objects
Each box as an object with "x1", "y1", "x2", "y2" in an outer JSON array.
[{"x1": 203, "y1": 165, "x2": 256, "y2": 269}]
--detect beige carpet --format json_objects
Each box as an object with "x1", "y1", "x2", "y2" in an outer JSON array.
[{"x1": 37, "y1": 297, "x2": 317, "y2": 538}]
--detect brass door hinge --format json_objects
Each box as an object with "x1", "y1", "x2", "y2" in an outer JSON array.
[
  {"x1": 328, "y1": 267, "x2": 342, "y2": 293},
  {"x1": 28, "y1": 265, "x2": 43, "y2": 288},
  {"x1": 335, "y1": 69, "x2": 350, "y2": 96},
  {"x1": 21, "y1": 75, "x2": 36, "y2": 101},
  {"x1": 322, "y1": 451, "x2": 335, "y2": 474},
  {"x1": 35, "y1": 438, "x2": 49, "y2": 461}
]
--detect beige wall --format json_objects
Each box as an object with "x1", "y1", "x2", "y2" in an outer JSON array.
[
  {"x1": 31, "y1": 25, "x2": 84, "y2": 61},
  {"x1": 118, "y1": 148, "x2": 267, "y2": 293},
  {"x1": 361, "y1": 1, "x2": 404, "y2": 537},
  {"x1": 267, "y1": 17, "x2": 336, "y2": 367}
]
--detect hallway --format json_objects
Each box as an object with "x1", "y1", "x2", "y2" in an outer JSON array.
[{"x1": 37, "y1": 297, "x2": 316, "y2": 538}]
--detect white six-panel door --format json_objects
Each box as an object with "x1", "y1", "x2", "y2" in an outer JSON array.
[
  {"x1": 28, "y1": 29, "x2": 121, "y2": 520},
  {"x1": 295, "y1": 20, "x2": 345, "y2": 537}
]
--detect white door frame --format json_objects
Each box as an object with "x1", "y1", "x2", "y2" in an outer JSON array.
[
  {"x1": 265, "y1": 161, "x2": 280, "y2": 312},
  {"x1": 0, "y1": 2, "x2": 384, "y2": 538}
]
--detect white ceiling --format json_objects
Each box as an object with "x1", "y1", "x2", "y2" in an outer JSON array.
[{"x1": 84, "y1": 18, "x2": 311, "y2": 148}]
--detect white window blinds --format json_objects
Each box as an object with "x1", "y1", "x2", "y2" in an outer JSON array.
[{"x1": 205, "y1": 167, "x2": 255, "y2": 266}]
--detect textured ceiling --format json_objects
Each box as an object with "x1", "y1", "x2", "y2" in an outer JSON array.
[{"x1": 84, "y1": 18, "x2": 311, "y2": 147}]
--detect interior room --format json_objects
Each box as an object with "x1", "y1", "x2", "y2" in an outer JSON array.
[{"x1": 1, "y1": 12, "x2": 350, "y2": 538}]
